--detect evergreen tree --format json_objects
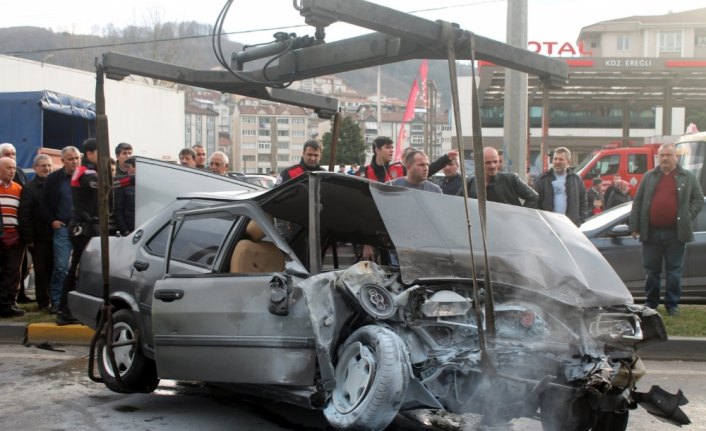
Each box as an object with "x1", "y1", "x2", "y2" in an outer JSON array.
[{"x1": 321, "y1": 116, "x2": 367, "y2": 166}]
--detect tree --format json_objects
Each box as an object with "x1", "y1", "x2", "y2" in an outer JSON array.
[{"x1": 322, "y1": 116, "x2": 367, "y2": 166}]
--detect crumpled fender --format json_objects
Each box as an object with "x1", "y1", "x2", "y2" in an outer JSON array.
[
  {"x1": 298, "y1": 271, "x2": 353, "y2": 391},
  {"x1": 634, "y1": 385, "x2": 691, "y2": 425}
]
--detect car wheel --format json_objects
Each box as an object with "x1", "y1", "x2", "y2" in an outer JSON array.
[
  {"x1": 323, "y1": 325, "x2": 410, "y2": 430},
  {"x1": 540, "y1": 393, "x2": 593, "y2": 431},
  {"x1": 593, "y1": 410, "x2": 629, "y2": 431},
  {"x1": 97, "y1": 309, "x2": 159, "y2": 394}
]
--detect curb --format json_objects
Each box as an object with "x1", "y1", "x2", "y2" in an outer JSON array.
[
  {"x1": 637, "y1": 336, "x2": 706, "y2": 362},
  {"x1": 27, "y1": 323, "x2": 95, "y2": 345},
  {"x1": 0, "y1": 323, "x2": 94, "y2": 345}
]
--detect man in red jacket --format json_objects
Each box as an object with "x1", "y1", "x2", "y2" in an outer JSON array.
[{"x1": 276, "y1": 139, "x2": 325, "y2": 185}]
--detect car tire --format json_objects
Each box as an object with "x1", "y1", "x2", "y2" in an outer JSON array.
[
  {"x1": 593, "y1": 410, "x2": 629, "y2": 431},
  {"x1": 97, "y1": 309, "x2": 159, "y2": 394},
  {"x1": 323, "y1": 325, "x2": 410, "y2": 430},
  {"x1": 540, "y1": 392, "x2": 629, "y2": 431},
  {"x1": 539, "y1": 392, "x2": 593, "y2": 431}
]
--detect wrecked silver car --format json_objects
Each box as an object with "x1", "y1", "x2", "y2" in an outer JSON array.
[{"x1": 69, "y1": 160, "x2": 689, "y2": 430}]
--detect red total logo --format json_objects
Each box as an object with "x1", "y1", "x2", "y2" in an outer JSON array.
[{"x1": 527, "y1": 41, "x2": 593, "y2": 57}]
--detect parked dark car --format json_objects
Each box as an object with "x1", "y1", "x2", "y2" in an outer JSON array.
[
  {"x1": 580, "y1": 199, "x2": 706, "y2": 304},
  {"x1": 69, "y1": 160, "x2": 689, "y2": 430}
]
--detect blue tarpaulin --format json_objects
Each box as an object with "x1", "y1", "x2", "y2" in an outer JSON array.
[{"x1": 0, "y1": 90, "x2": 95, "y2": 168}]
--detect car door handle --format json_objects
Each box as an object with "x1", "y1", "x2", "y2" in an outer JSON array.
[
  {"x1": 154, "y1": 290, "x2": 184, "y2": 302},
  {"x1": 133, "y1": 260, "x2": 150, "y2": 272}
]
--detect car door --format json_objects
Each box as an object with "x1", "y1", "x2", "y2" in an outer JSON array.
[
  {"x1": 151, "y1": 203, "x2": 316, "y2": 385},
  {"x1": 683, "y1": 199, "x2": 706, "y2": 292},
  {"x1": 589, "y1": 210, "x2": 645, "y2": 290}
]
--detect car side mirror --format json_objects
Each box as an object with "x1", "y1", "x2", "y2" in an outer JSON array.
[{"x1": 609, "y1": 224, "x2": 631, "y2": 238}]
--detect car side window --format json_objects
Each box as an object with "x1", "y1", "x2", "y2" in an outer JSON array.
[
  {"x1": 597, "y1": 155, "x2": 620, "y2": 176},
  {"x1": 628, "y1": 154, "x2": 647, "y2": 174},
  {"x1": 145, "y1": 223, "x2": 170, "y2": 257},
  {"x1": 170, "y1": 213, "x2": 238, "y2": 269}
]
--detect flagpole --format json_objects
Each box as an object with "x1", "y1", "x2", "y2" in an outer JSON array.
[{"x1": 377, "y1": 66, "x2": 382, "y2": 137}]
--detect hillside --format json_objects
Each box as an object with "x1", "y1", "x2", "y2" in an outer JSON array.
[{"x1": 0, "y1": 23, "x2": 469, "y2": 104}]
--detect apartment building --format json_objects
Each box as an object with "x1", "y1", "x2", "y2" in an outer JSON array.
[
  {"x1": 578, "y1": 8, "x2": 706, "y2": 58},
  {"x1": 233, "y1": 102, "x2": 309, "y2": 174}
]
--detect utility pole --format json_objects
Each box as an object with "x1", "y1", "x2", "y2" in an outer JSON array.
[
  {"x1": 504, "y1": 0, "x2": 528, "y2": 178},
  {"x1": 424, "y1": 80, "x2": 437, "y2": 157}
]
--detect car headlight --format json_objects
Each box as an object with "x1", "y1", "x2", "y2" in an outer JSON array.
[
  {"x1": 588, "y1": 312, "x2": 643, "y2": 343},
  {"x1": 421, "y1": 290, "x2": 472, "y2": 317}
]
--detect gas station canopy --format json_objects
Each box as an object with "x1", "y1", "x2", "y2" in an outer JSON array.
[{"x1": 479, "y1": 57, "x2": 706, "y2": 108}]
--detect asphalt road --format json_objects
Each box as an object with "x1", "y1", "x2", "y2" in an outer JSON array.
[{"x1": 0, "y1": 344, "x2": 703, "y2": 430}]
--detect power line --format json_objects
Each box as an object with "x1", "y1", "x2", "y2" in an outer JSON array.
[
  {"x1": 3, "y1": 1, "x2": 505, "y2": 56},
  {"x1": 2, "y1": 24, "x2": 309, "y2": 56}
]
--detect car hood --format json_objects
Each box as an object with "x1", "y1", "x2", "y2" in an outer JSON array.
[
  {"x1": 135, "y1": 157, "x2": 263, "y2": 226},
  {"x1": 257, "y1": 173, "x2": 631, "y2": 308},
  {"x1": 371, "y1": 183, "x2": 632, "y2": 307}
]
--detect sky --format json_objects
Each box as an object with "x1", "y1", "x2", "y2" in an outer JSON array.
[{"x1": 1, "y1": 0, "x2": 705, "y2": 56}]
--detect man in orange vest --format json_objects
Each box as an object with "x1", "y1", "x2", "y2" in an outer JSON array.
[{"x1": 276, "y1": 139, "x2": 325, "y2": 185}]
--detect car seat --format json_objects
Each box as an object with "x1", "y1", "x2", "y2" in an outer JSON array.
[{"x1": 229, "y1": 220, "x2": 286, "y2": 273}]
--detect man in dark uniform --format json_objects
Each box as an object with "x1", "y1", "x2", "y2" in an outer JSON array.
[
  {"x1": 276, "y1": 139, "x2": 325, "y2": 185},
  {"x1": 358, "y1": 137, "x2": 405, "y2": 183},
  {"x1": 56, "y1": 139, "x2": 133, "y2": 325},
  {"x1": 114, "y1": 142, "x2": 133, "y2": 177}
]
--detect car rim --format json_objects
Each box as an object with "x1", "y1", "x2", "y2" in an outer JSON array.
[
  {"x1": 331, "y1": 341, "x2": 377, "y2": 414},
  {"x1": 101, "y1": 322, "x2": 137, "y2": 378}
]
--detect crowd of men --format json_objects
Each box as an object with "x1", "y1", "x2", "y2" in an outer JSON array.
[
  {"x1": 2, "y1": 137, "x2": 702, "y2": 322},
  {"x1": 270, "y1": 137, "x2": 703, "y2": 317},
  {"x1": 0, "y1": 141, "x2": 135, "y2": 323}
]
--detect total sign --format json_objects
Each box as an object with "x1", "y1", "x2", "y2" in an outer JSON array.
[{"x1": 528, "y1": 41, "x2": 592, "y2": 57}]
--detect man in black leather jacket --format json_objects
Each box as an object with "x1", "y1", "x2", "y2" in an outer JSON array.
[{"x1": 458, "y1": 147, "x2": 538, "y2": 208}]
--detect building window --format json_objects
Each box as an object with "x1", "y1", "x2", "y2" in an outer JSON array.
[
  {"x1": 259, "y1": 129, "x2": 271, "y2": 137},
  {"x1": 277, "y1": 142, "x2": 289, "y2": 150},
  {"x1": 696, "y1": 33, "x2": 706, "y2": 47},
  {"x1": 242, "y1": 142, "x2": 256, "y2": 149},
  {"x1": 617, "y1": 35, "x2": 630, "y2": 51},
  {"x1": 292, "y1": 117, "x2": 306, "y2": 125},
  {"x1": 259, "y1": 154, "x2": 271, "y2": 162},
  {"x1": 277, "y1": 154, "x2": 290, "y2": 162},
  {"x1": 659, "y1": 31, "x2": 682, "y2": 53},
  {"x1": 291, "y1": 155, "x2": 300, "y2": 162},
  {"x1": 277, "y1": 130, "x2": 290, "y2": 137},
  {"x1": 292, "y1": 130, "x2": 305, "y2": 137},
  {"x1": 410, "y1": 135, "x2": 423, "y2": 144},
  {"x1": 411, "y1": 124, "x2": 424, "y2": 132},
  {"x1": 243, "y1": 155, "x2": 256, "y2": 162},
  {"x1": 242, "y1": 116, "x2": 256, "y2": 123},
  {"x1": 242, "y1": 129, "x2": 256, "y2": 136},
  {"x1": 258, "y1": 142, "x2": 271, "y2": 150},
  {"x1": 277, "y1": 117, "x2": 289, "y2": 125}
]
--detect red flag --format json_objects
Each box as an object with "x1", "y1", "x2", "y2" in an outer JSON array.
[{"x1": 395, "y1": 79, "x2": 419, "y2": 161}]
